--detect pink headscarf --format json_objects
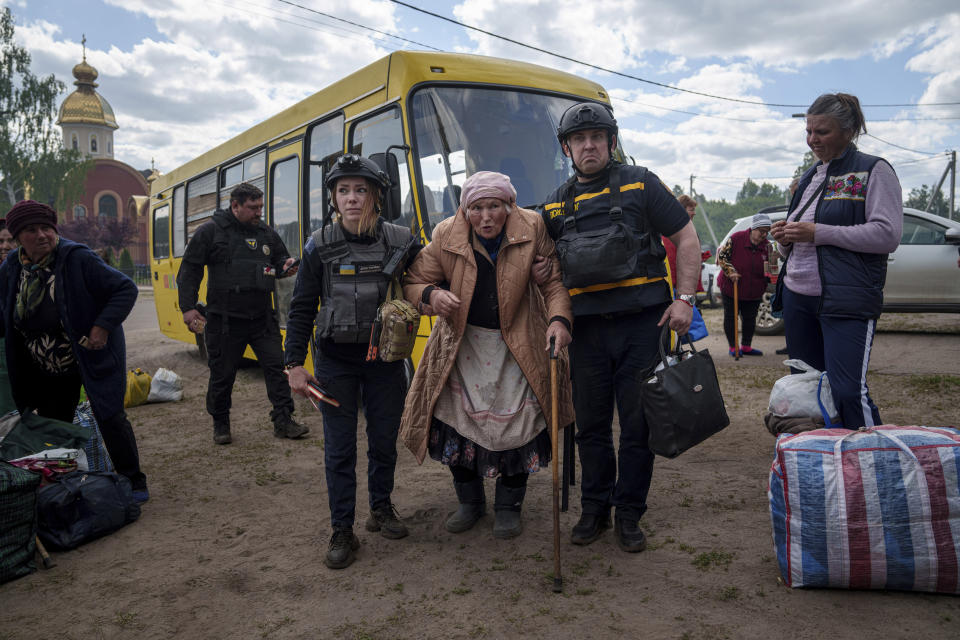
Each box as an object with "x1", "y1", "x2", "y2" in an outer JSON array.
[{"x1": 460, "y1": 171, "x2": 517, "y2": 210}]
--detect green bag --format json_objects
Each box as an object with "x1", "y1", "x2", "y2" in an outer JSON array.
[{"x1": 0, "y1": 461, "x2": 41, "y2": 584}]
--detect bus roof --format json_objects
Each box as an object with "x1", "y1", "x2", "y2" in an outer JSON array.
[{"x1": 150, "y1": 51, "x2": 609, "y2": 195}]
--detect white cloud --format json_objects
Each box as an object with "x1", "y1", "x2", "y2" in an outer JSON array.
[{"x1": 14, "y1": 0, "x2": 402, "y2": 171}]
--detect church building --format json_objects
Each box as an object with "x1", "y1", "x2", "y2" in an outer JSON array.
[{"x1": 57, "y1": 42, "x2": 155, "y2": 264}]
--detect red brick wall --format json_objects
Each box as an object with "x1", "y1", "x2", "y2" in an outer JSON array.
[{"x1": 60, "y1": 159, "x2": 150, "y2": 264}]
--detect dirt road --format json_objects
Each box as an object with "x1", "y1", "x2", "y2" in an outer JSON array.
[{"x1": 2, "y1": 293, "x2": 959, "y2": 639}]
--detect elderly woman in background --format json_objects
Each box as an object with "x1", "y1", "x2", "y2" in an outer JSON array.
[
  {"x1": 0, "y1": 200, "x2": 148, "y2": 500},
  {"x1": 716, "y1": 213, "x2": 772, "y2": 357},
  {"x1": 771, "y1": 93, "x2": 902, "y2": 429},
  {"x1": 0, "y1": 219, "x2": 15, "y2": 262},
  {"x1": 400, "y1": 171, "x2": 575, "y2": 539}
]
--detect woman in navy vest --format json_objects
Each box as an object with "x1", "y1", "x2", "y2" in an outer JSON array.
[
  {"x1": 771, "y1": 93, "x2": 902, "y2": 429},
  {"x1": 716, "y1": 213, "x2": 772, "y2": 357}
]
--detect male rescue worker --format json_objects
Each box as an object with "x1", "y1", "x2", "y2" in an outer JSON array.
[
  {"x1": 178, "y1": 182, "x2": 308, "y2": 445},
  {"x1": 538, "y1": 103, "x2": 701, "y2": 552}
]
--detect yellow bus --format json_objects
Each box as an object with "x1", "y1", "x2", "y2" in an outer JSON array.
[{"x1": 149, "y1": 51, "x2": 614, "y2": 368}]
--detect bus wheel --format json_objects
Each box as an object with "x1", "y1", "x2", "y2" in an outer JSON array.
[{"x1": 196, "y1": 332, "x2": 208, "y2": 360}]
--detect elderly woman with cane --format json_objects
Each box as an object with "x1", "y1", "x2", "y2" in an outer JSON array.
[
  {"x1": 771, "y1": 93, "x2": 901, "y2": 429},
  {"x1": 400, "y1": 171, "x2": 575, "y2": 539},
  {"x1": 0, "y1": 200, "x2": 148, "y2": 501},
  {"x1": 716, "y1": 213, "x2": 772, "y2": 358}
]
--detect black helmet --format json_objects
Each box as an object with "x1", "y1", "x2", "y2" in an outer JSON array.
[
  {"x1": 324, "y1": 153, "x2": 391, "y2": 191},
  {"x1": 556, "y1": 102, "x2": 618, "y2": 147}
]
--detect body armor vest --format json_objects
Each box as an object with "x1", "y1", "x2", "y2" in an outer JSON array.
[
  {"x1": 206, "y1": 214, "x2": 276, "y2": 314},
  {"x1": 312, "y1": 221, "x2": 411, "y2": 344},
  {"x1": 554, "y1": 164, "x2": 667, "y2": 290}
]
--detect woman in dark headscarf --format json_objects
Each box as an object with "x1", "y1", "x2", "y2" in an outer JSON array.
[{"x1": 0, "y1": 200, "x2": 148, "y2": 500}]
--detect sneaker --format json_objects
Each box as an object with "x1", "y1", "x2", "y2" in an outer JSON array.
[
  {"x1": 741, "y1": 347, "x2": 764, "y2": 356},
  {"x1": 365, "y1": 503, "x2": 409, "y2": 539},
  {"x1": 274, "y1": 417, "x2": 309, "y2": 439},
  {"x1": 213, "y1": 422, "x2": 232, "y2": 445},
  {"x1": 132, "y1": 488, "x2": 150, "y2": 504},
  {"x1": 614, "y1": 517, "x2": 647, "y2": 553},
  {"x1": 775, "y1": 347, "x2": 789, "y2": 355},
  {"x1": 570, "y1": 511, "x2": 611, "y2": 546},
  {"x1": 325, "y1": 527, "x2": 360, "y2": 569}
]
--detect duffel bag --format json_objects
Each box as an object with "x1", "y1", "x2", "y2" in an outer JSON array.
[
  {"x1": 0, "y1": 461, "x2": 41, "y2": 584},
  {"x1": 37, "y1": 471, "x2": 140, "y2": 550},
  {"x1": 769, "y1": 425, "x2": 960, "y2": 592}
]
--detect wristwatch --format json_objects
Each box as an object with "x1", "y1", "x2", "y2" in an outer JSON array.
[{"x1": 678, "y1": 294, "x2": 696, "y2": 308}]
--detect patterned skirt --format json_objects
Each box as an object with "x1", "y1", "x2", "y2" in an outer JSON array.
[{"x1": 427, "y1": 417, "x2": 552, "y2": 477}]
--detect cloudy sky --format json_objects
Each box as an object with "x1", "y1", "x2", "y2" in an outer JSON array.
[{"x1": 6, "y1": 0, "x2": 960, "y2": 205}]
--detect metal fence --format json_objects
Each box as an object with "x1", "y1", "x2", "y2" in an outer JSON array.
[{"x1": 119, "y1": 264, "x2": 152, "y2": 286}]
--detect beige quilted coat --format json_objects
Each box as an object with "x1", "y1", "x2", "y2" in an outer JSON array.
[{"x1": 400, "y1": 206, "x2": 575, "y2": 464}]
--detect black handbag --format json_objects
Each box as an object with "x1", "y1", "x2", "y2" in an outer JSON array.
[{"x1": 642, "y1": 325, "x2": 729, "y2": 458}]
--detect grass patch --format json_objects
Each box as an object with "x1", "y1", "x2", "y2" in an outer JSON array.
[
  {"x1": 717, "y1": 586, "x2": 740, "y2": 601},
  {"x1": 692, "y1": 550, "x2": 733, "y2": 571},
  {"x1": 906, "y1": 374, "x2": 960, "y2": 395}
]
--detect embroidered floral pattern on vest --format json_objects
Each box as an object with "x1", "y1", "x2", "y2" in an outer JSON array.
[{"x1": 824, "y1": 171, "x2": 868, "y2": 201}]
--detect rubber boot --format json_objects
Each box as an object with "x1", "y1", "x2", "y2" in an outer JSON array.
[
  {"x1": 493, "y1": 478, "x2": 526, "y2": 539},
  {"x1": 445, "y1": 479, "x2": 485, "y2": 533}
]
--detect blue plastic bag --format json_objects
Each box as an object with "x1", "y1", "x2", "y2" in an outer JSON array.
[{"x1": 680, "y1": 304, "x2": 708, "y2": 343}]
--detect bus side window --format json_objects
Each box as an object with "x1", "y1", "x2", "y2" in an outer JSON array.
[
  {"x1": 172, "y1": 185, "x2": 186, "y2": 257},
  {"x1": 186, "y1": 172, "x2": 217, "y2": 241},
  {"x1": 271, "y1": 155, "x2": 300, "y2": 328},
  {"x1": 153, "y1": 204, "x2": 170, "y2": 260},
  {"x1": 307, "y1": 114, "x2": 345, "y2": 238},
  {"x1": 349, "y1": 107, "x2": 415, "y2": 232}
]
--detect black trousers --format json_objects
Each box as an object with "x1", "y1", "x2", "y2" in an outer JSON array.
[
  {"x1": 17, "y1": 358, "x2": 147, "y2": 491},
  {"x1": 204, "y1": 312, "x2": 295, "y2": 425},
  {"x1": 721, "y1": 294, "x2": 761, "y2": 349},
  {"x1": 569, "y1": 305, "x2": 667, "y2": 521}
]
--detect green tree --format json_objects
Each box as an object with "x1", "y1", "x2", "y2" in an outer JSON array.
[
  {"x1": 904, "y1": 184, "x2": 948, "y2": 216},
  {"x1": 118, "y1": 248, "x2": 134, "y2": 271},
  {"x1": 0, "y1": 8, "x2": 90, "y2": 211},
  {"x1": 793, "y1": 151, "x2": 816, "y2": 178}
]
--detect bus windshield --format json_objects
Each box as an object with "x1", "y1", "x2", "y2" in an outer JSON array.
[{"x1": 410, "y1": 86, "x2": 585, "y2": 233}]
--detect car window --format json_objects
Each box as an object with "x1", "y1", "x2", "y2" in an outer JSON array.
[{"x1": 900, "y1": 215, "x2": 946, "y2": 245}]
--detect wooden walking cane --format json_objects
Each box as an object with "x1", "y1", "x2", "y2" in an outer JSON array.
[
  {"x1": 733, "y1": 278, "x2": 740, "y2": 360},
  {"x1": 549, "y1": 337, "x2": 562, "y2": 594},
  {"x1": 36, "y1": 536, "x2": 55, "y2": 569}
]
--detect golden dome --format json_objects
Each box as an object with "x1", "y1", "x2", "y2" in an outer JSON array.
[{"x1": 57, "y1": 56, "x2": 118, "y2": 129}]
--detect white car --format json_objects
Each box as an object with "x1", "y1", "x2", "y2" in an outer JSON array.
[{"x1": 716, "y1": 206, "x2": 960, "y2": 334}]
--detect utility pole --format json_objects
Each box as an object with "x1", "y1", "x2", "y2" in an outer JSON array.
[
  {"x1": 950, "y1": 150, "x2": 956, "y2": 220},
  {"x1": 688, "y1": 174, "x2": 719, "y2": 246},
  {"x1": 926, "y1": 155, "x2": 953, "y2": 217}
]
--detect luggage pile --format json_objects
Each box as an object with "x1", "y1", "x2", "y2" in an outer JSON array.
[{"x1": 769, "y1": 425, "x2": 960, "y2": 593}]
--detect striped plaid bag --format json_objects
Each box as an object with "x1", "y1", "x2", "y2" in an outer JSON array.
[{"x1": 769, "y1": 425, "x2": 960, "y2": 592}]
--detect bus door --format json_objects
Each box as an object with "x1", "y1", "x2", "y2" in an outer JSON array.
[
  {"x1": 150, "y1": 199, "x2": 179, "y2": 332},
  {"x1": 266, "y1": 140, "x2": 303, "y2": 329}
]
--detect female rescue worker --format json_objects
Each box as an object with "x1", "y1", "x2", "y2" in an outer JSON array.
[{"x1": 284, "y1": 154, "x2": 421, "y2": 570}]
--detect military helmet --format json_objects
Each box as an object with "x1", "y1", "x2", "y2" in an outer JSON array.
[
  {"x1": 556, "y1": 102, "x2": 618, "y2": 147},
  {"x1": 324, "y1": 154, "x2": 391, "y2": 191}
]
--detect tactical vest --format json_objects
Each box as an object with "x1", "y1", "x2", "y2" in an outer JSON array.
[
  {"x1": 206, "y1": 214, "x2": 276, "y2": 314},
  {"x1": 551, "y1": 164, "x2": 670, "y2": 316},
  {"x1": 312, "y1": 221, "x2": 412, "y2": 344}
]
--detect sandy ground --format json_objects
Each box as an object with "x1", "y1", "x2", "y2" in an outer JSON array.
[{"x1": 2, "y1": 291, "x2": 960, "y2": 640}]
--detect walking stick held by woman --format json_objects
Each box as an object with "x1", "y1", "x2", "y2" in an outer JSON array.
[
  {"x1": 733, "y1": 279, "x2": 740, "y2": 360},
  {"x1": 550, "y1": 336, "x2": 562, "y2": 593}
]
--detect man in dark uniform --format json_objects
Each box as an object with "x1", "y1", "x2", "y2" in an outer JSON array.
[
  {"x1": 538, "y1": 103, "x2": 700, "y2": 552},
  {"x1": 178, "y1": 182, "x2": 308, "y2": 445}
]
